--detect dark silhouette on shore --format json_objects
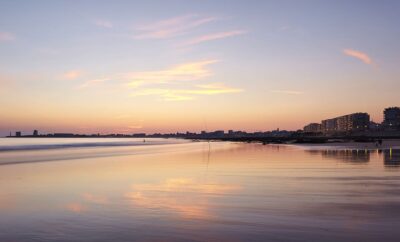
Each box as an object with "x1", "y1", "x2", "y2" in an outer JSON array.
[{"x1": 5, "y1": 106, "x2": 400, "y2": 144}]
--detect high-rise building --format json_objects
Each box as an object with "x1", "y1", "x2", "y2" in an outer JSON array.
[
  {"x1": 303, "y1": 123, "x2": 321, "y2": 133},
  {"x1": 383, "y1": 107, "x2": 400, "y2": 129},
  {"x1": 321, "y1": 113, "x2": 370, "y2": 133},
  {"x1": 16, "y1": 131, "x2": 21, "y2": 137},
  {"x1": 321, "y1": 118, "x2": 337, "y2": 133},
  {"x1": 33, "y1": 130, "x2": 38, "y2": 136}
]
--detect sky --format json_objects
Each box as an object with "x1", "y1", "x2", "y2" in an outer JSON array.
[{"x1": 1, "y1": 0, "x2": 400, "y2": 136}]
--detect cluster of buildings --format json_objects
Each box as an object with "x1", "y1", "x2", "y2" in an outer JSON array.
[
  {"x1": 8, "y1": 128, "x2": 292, "y2": 139},
  {"x1": 8, "y1": 107, "x2": 400, "y2": 139},
  {"x1": 144, "y1": 129, "x2": 291, "y2": 139},
  {"x1": 304, "y1": 107, "x2": 400, "y2": 135}
]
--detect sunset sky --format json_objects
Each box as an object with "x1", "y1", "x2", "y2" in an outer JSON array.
[{"x1": 1, "y1": 0, "x2": 399, "y2": 135}]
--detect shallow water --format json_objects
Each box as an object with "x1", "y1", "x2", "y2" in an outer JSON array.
[{"x1": 0, "y1": 138, "x2": 400, "y2": 241}]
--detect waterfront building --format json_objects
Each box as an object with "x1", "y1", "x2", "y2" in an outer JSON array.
[
  {"x1": 132, "y1": 133, "x2": 146, "y2": 137},
  {"x1": 321, "y1": 113, "x2": 370, "y2": 134},
  {"x1": 303, "y1": 123, "x2": 321, "y2": 133},
  {"x1": 53, "y1": 133, "x2": 74, "y2": 137},
  {"x1": 321, "y1": 118, "x2": 337, "y2": 133},
  {"x1": 212, "y1": 130, "x2": 225, "y2": 137},
  {"x1": 383, "y1": 107, "x2": 400, "y2": 129}
]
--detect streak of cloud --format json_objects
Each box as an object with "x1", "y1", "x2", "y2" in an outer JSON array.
[
  {"x1": 127, "y1": 60, "x2": 218, "y2": 87},
  {"x1": 131, "y1": 82, "x2": 243, "y2": 101},
  {"x1": 76, "y1": 60, "x2": 217, "y2": 89},
  {"x1": 134, "y1": 14, "x2": 218, "y2": 39},
  {"x1": 77, "y1": 78, "x2": 110, "y2": 89},
  {"x1": 343, "y1": 49, "x2": 373, "y2": 65},
  {"x1": 182, "y1": 30, "x2": 246, "y2": 46}
]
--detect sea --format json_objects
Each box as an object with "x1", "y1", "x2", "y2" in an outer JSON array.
[{"x1": 0, "y1": 138, "x2": 400, "y2": 242}]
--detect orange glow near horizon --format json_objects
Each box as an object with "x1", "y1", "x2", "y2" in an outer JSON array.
[{"x1": 0, "y1": 3, "x2": 398, "y2": 136}]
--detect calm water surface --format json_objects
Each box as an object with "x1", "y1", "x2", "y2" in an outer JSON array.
[{"x1": 0, "y1": 138, "x2": 400, "y2": 241}]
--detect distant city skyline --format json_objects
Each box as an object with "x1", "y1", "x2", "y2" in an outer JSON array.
[
  {"x1": 7, "y1": 106, "x2": 400, "y2": 137},
  {"x1": 1, "y1": 0, "x2": 400, "y2": 136}
]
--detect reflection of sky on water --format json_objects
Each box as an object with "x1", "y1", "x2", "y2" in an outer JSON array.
[
  {"x1": 308, "y1": 149, "x2": 371, "y2": 163},
  {"x1": 307, "y1": 148, "x2": 400, "y2": 168},
  {"x1": 0, "y1": 139, "x2": 400, "y2": 241},
  {"x1": 125, "y1": 178, "x2": 240, "y2": 219},
  {"x1": 384, "y1": 149, "x2": 400, "y2": 168}
]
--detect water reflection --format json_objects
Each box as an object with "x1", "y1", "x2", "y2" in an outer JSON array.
[
  {"x1": 384, "y1": 149, "x2": 400, "y2": 168},
  {"x1": 0, "y1": 195, "x2": 15, "y2": 210},
  {"x1": 64, "y1": 193, "x2": 110, "y2": 214},
  {"x1": 306, "y1": 147, "x2": 400, "y2": 168},
  {"x1": 125, "y1": 178, "x2": 241, "y2": 219},
  {"x1": 82, "y1": 193, "x2": 109, "y2": 204},
  {"x1": 307, "y1": 149, "x2": 371, "y2": 163},
  {"x1": 66, "y1": 202, "x2": 86, "y2": 213},
  {"x1": 1, "y1": 140, "x2": 400, "y2": 241}
]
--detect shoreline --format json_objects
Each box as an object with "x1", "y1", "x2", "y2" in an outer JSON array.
[
  {"x1": 290, "y1": 140, "x2": 400, "y2": 150},
  {"x1": 2, "y1": 136, "x2": 400, "y2": 151},
  {"x1": 191, "y1": 137, "x2": 400, "y2": 150}
]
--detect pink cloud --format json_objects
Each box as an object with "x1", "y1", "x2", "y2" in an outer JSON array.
[
  {"x1": 270, "y1": 90, "x2": 303, "y2": 95},
  {"x1": 134, "y1": 14, "x2": 218, "y2": 39},
  {"x1": 77, "y1": 78, "x2": 110, "y2": 89},
  {"x1": 62, "y1": 70, "x2": 83, "y2": 80},
  {"x1": 182, "y1": 30, "x2": 246, "y2": 46},
  {"x1": 343, "y1": 49, "x2": 373, "y2": 65},
  {"x1": 0, "y1": 32, "x2": 15, "y2": 42}
]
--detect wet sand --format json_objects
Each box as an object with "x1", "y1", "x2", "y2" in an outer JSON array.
[{"x1": 1, "y1": 138, "x2": 400, "y2": 241}]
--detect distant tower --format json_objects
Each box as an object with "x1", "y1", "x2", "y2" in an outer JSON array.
[
  {"x1": 33, "y1": 130, "x2": 38, "y2": 136},
  {"x1": 16, "y1": 131, "x2": 21, "y2": 137}
]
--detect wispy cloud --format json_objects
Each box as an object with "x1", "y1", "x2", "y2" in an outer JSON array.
[
  {"x1": 76, "y1": 60, "x2": 218, "y2": 90},
  {"x1": 182, "y1": 30, "x2": 246, "y2": 46},
  {"x1": 134, "y1": 14, "x2": 218, "y2": 39},
  {"x1": 77, "y1": 78, "x2": 110, "y2": 89},
  {"x1": 77, "y1": 60, "x2": 242, "y2": 101},
  {"x1": 343, "y1": 49, "x2": 373, "y2": 65},
  {"x1": 270, "y1": 90, "x2": 303, "y2": 95},
  {"x1": 127, "y1": 60, "x2": 218, "y2": 87},
  {"x1": 131, "y1": 82, "x2": 243, "y2": 101},
  {"x1": 93, "y1": 19, "x2": 113, "y2": 28},
  {"x1": 62, "y1": 70, "x2": 83, "y2": 80},
  {"x1": 193, "y1": 82, "x2": 243, "y2": 94},
  {"x1": 0, "y1": 32, "x2": 15, "y2": 42}
]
